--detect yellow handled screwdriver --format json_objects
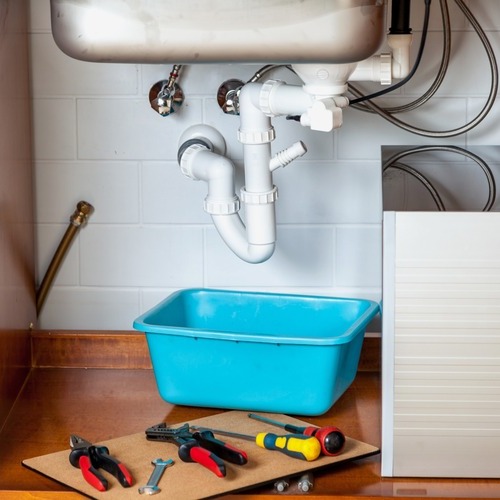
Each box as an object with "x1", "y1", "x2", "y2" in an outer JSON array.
[{"x1": 190, "y1": 426, "x2": 321, "y2": 461}]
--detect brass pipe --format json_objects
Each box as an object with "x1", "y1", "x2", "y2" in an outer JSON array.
[{"x1": 36, "y1": 201, "x2": 94, "y2": 315}]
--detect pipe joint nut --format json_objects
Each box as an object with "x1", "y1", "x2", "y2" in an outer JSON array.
[
  {"x1": 237, "y1": 127, "x2": 275, "y2": 145},
  {"x1": 178, "y1": 142, "x2": 210, "y2": 179},
  {"x1": 70, "y1": 201, "x2": 94, "y2": 227},
  {"x1": 240, "y1": 186, "x2": 278, "y2": 205},
  {"x1": 259, "y1": 79, "x2": 285, "y2": 117},
  {"x1": 204, "y1": 196, "x2": 240, "y2": 215}
]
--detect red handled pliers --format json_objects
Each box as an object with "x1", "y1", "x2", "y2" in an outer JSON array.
[
  {"x1": 145, "y1": 423, "x2": 248, "y2": 478},
  {"x1": 69, "y1": 435, "x2": 134, "y2": 492}
]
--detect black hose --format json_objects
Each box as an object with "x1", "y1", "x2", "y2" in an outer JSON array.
[{"x1": 390, "y1": 0, "x2": 412, "y2": 35}]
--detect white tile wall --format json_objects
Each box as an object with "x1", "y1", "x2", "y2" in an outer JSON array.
[{"x1": 30, "y1": 0, "x2": 500, "y2": 330}]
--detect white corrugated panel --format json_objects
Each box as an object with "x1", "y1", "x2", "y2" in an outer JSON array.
[{"x1": 382, "y1": 212, "x2": 500, "y2": 478}]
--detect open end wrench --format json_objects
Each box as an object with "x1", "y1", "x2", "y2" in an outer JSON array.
[{"x1": 138, "y1": 458, "x2": 174, "y2": 495}]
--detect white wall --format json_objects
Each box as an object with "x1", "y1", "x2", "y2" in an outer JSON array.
[{"x1": 29, "y1": 0, "x2": 500, "y2": 330}]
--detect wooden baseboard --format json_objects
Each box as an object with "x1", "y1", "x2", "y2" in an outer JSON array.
[
  {"x1": 0, "y1": 330, "x2": 31, "y2": 429},
  {"x1": 31, "y1": 331, "x2": 380, "y2": 371},
  {"x1": 31, "y1": 330, "x2": 152, "y2": 369}
]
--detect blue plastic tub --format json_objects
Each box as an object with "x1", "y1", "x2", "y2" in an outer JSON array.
[{"x1": 133, "y1": 289, "x2": 380, "y2": 416}]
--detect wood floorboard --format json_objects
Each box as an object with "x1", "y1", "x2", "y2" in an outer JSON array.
[{"x1": 1, "y1": 367, "x2": 500, "y2": 498}]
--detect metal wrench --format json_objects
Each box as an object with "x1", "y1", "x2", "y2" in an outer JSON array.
[{"x1": 138, "y1": 457, "x2": 174, "y2": 495}]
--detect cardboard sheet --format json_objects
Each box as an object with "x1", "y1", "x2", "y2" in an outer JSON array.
[{"x1": 23, "y1": 411, "x2": 379, "y2": 499}]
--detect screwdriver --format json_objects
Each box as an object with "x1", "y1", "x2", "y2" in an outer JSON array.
[
  {"x1": 190, "y1": 426, "x2": 321, "y2": 462},
  {"x1": 248, "y1": 413, "x2": 346, "y2": 456}
]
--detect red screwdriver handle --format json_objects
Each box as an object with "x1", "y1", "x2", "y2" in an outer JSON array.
[{"x1": 304, "y1": 426, "x2": 346, "y2": 456}]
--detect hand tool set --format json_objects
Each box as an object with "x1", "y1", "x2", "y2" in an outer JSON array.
[{"x1": 68, "y1": 414, "x2": 345, "y2": 493}]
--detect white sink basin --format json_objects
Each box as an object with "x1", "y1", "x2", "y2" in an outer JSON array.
[{"x1": 50, "y1": 0, "x2": 386, "y2": 64}]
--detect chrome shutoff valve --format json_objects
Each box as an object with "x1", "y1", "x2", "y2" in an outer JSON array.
[
  {"x1": 150, "y1": 64, "x2": 184, "y2": 116},
  {"x1": 217, "y1": 78, "x2": 245, "y2": 115}
]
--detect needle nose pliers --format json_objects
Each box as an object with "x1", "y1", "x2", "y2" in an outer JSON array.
[
  {"x1": 145, "y1": 423, "x2": 248, "y2": 478},
  {"x1": 69, "y1": 434, "x2": 134, "y2": 492}
]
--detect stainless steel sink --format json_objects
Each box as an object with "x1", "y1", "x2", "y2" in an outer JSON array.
[{"x1": 50, "y1": 0, "x2": 386, "y2": 64}]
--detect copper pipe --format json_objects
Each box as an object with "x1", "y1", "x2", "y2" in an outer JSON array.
[{"x1": 36, "y1": 201, "x2": 94, "y2": 315}]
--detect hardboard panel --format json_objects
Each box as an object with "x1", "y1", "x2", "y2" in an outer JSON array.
[{"x1": 23, "y1": 410, "x2": 379, "y2": 499}]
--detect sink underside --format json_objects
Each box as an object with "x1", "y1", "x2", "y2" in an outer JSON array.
[{"x1": 50, "y1": 0, "x2": 386, "y2": 64}]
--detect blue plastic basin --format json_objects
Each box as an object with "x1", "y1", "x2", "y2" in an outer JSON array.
[{"x1": 133, "y1": 288, "x2": 380, "y2": 416}]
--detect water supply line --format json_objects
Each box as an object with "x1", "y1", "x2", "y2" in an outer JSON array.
[
  {"x1": 36, "y1": 200, "x2": 94, "y2": 315},
  {"x1": 382, "y1": 145, "x2": 496, "y2": 212},
  {"x1": 348, "y1": 0, "x2": 498, "y2": 137}
]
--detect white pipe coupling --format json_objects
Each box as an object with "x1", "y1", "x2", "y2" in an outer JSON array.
[
  {"x1": 387, "y1": 33, "x2": 412, "y2": 79},
  {"x1": 240, "y1": 185, "x2": 278, "y2": 205},
  {"x1": 237, "y1": 127, "x2": 275, "y2": 145},
  {"x1": 179, "y1": 142, "x2": 207, "y2": 180},
  {"x1": 349, "y1": 53, "x2": 393, "y2": 84},
  {"x1": 204, "y1": 196, "x2": 240, "y2": 216}
]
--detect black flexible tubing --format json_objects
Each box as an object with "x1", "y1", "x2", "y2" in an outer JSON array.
[
  {"x1": 350, "y1": 0, "x2": 451, "y2": 114},
  {"x1": 349, "y1": 0, "x2": 432, "y2": 105},
  {"x1": 349, "y1": 0, "x2": 498, "y2": 137},
  {"x1": 390, "y1": 0, "x2": 412, "y2": 35},
  {"x1": 382, "y1": 145, "x2": 496, "y2": 211},
  {"x1": 384, "y1": 161, "x2": 446, "y2": 211}
]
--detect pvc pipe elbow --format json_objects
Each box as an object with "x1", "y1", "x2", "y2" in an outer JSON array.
[
  {"x1": 238, "y1": 83, "x2": 274, "y2": 144},
  {"x1": 348, "y1": 34, "x2": 412, "y2": 84},
  {"x1": 348, "y1": 54, "x2": 392, "y2": 85},
  {"x1": 387, "y1": 33, "x2": 412, "y2": 79},
  {"x1": 258, "y1": 80, "x2": 313, "y2": 117},
  {"x1": 180, "y1": 146, "x2": 240, "y2": 215},
  {"x1": 212, "y1": 213, "x2": 276, "y2": 264}
]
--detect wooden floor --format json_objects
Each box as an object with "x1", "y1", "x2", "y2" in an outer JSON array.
[{"x1": 1, "y1": 368, "x2": 500, "y2": 499}]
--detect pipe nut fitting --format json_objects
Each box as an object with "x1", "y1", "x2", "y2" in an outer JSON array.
[
  {"x1": 380, "y1": 53, "x2": 392, "y2": 85},
  {"x1": 240, "y1": 186, "x2": 278, "y2": 205},
  {"x1": 70, "y1": 201, "x2": 94, "y2": 227},
  {"x1": 179, "y1": 142, "x2": 210, "y2": 179},
  {"x1": 237, "y1": 127, "x2": 275, "y2": 145},
  {"x1": 204, "y1": 196, "x2": 240, "y2": 215},
  {"x1": 259, "y1": 79, "x2": 284, "y2": 117}
]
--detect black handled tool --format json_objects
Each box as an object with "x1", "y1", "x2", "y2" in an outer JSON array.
[
  {"x1": 248, "y1": 413, "x2": 346, "y2": 456},
  {"x1": 69, "y1": 435, "x2": 134, "y2": 492},
  {"x1": 145, "y1": 423, "x2": 248, "y2": 477}
]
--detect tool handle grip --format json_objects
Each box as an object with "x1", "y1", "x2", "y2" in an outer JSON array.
[
  {"x1": 310, "y1": 426, "x2": 346, "y2": 456},
  {"x1": 179, "y1": 441, "x2": 226, "y2": 478},
  {"x1": 78, "y1": 455, "x2": 108, "y2": 492},
  {"x1": 255, "y1": 433, "x2": 321, "y2": 461},
  {"x1": 192, "y1": 431, "x2": 248, "y2": 465},
  {"x1": 93, "y1": 446, "x2": 134, "y2": 487}
]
